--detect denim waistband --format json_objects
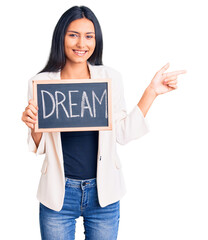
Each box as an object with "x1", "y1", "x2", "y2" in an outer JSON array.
[{"x1": 65, "y1": 177, "x2": 96, "y2": 188}]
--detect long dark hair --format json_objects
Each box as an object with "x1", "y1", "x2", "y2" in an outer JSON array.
[{"x1": 40, "y1": 6, "x2": 103, "y2": 73}]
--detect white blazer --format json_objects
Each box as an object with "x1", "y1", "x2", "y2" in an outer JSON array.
[{"x1": 27, "y1": 63, "x2": 149, "y2": 211}]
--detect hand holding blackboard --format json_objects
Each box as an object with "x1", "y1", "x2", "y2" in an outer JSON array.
[
  {"x1": 21, "y1": 99, "x2": 43, "y2": 147},
  {"x1": 22, "y1": 99, "x2": 38, "y2": 129},
  {"x1": 33, "y1": 79, "x2": 112, "y2": 132}
]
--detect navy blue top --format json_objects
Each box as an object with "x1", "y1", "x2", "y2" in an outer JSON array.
[{"x1": 61, "y1": 131, "x2": 99, "y2": 180}]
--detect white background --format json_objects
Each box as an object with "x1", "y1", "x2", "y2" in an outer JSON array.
[{"x1": 0, "y1": 0, "x2": 208, "y2": 239}]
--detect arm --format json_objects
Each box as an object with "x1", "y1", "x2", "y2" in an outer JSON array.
[
  {"x1": 115, "y1": 63, "x2": 186, "y2": 145},
  {"x1": 115, "y1": 74, "x2": 149, "y2": 145},
  {"x1": 137, "y1": 86, "x2": 157, "y2": 118},
  {"x1": 31, "y1": 129, "x2": 42, "y2": 148}
]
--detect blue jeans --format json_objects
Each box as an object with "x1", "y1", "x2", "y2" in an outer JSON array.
[{"x1": 39, "y1": 178, "x2": 120, "y2": 240}]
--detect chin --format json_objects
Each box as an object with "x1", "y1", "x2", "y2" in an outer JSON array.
[{"x1": 75, "y1": 59, "x2": 88, "y2": 64}]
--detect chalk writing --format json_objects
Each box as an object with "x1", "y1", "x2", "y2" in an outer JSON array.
[
  {"x1": 33, "y1": 79, "x2": 112, "y2": 132},
  {"x1": 41, "y1": 90, "x2": 107, "y2": 119}
]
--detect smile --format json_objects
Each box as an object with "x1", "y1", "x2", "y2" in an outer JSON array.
[{"x1": 73, "y1": 50, "x2": 88, "y2": 56}]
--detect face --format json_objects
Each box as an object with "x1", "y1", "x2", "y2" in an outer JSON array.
[{"x1": 64, "y1": 18, "x2": 96, "y2": 65}]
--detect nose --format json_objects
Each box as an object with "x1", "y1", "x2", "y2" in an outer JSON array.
[{"x1": 76, "y1": 36, "x2": 85, "y2": 49}]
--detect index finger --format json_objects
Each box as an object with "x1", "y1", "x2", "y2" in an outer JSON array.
[
  {"x1": 28, "y1": 99, "x2": 38, "y2": 110},
  {"x1": 165, "y1": 70, "x2": 187, "y2": 77}
]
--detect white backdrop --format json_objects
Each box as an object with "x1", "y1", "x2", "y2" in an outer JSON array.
[{"x1": 0, "y1": 0, "x2": 208, "y2": 239}]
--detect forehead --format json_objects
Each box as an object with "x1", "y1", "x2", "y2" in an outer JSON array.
[{"x1": 67, "y1": 18, "x2": 95, "y2": 33}]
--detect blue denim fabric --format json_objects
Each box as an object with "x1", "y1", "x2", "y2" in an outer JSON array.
[{"x1": 39, "y1": 178, "x2": 120, "y2": 240}]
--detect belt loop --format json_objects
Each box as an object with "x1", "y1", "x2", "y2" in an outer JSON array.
[{"x1": 81, "y1": 180, "x2": 84, "y2": 190}]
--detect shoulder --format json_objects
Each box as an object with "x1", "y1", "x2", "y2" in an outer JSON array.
[
  {"x1": 104, "y1": 65, "x2": 122, "y2": 78},
  {"x1": 33, "y1": 72, "x2": 50, "y2": 80},
  {"x1": 28, "y1": 72, "x2": 52, "y2": 83},
  {"x1": 28, "y1": 71, "x2": 60, "y2": 88}
]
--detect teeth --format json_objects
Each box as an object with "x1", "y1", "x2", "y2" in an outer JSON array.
[{"x1": 74, "y1": 50, "x2": 86, "y2": 54}]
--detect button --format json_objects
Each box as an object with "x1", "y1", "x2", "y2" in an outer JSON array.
[
  {"x1": 82, "y1": 182, "x2": 89, "y2": 186},
  {"x1": 99, "y1": 156, "x2": 102, "y2": 161}
]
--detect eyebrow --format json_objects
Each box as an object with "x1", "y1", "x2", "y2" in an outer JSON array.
[{"x1": 67, "y1": 30, "x2": 95, "y2": 34}]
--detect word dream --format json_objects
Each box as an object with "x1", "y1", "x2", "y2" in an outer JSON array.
[{"x1": 41, "y1": 89, "x2": 107, "y2": 119}]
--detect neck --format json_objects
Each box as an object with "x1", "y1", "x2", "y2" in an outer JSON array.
[{"x1": 61, "y1": 61, "x2": 90, "y2": 79}]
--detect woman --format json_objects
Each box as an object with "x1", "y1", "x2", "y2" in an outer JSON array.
[{"x1": 22, "y1": 5, "x2": 186, "y2": 240}]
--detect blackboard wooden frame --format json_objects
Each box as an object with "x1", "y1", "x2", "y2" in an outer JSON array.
[{"x1": 33, "y1": 79, "x2": 112, "y2": 132}]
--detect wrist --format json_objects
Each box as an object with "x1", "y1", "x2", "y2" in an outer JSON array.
[
  {"x1": 137, "y1": 84, "x2": 157, "y2": 117},
  {"x1": 146, "y1": 84, "x2": 158, "y2": 99},
  {"x1": 31, "y1": 128, "x2": 42, "y2": 138}
]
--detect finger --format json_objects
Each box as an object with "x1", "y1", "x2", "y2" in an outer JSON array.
[
  {"x1": 158, "y1": 63, "x2": 170, "y2": 74},
  {"x1": 164, "y1": 76, "x2": 177, "y2": 81},
  {"x1": 25, "y1": 116, "x2": 37, "y2": 124},
  {"x1": 165, "y1": 70, "x2": 186, "y2": 77},
  {"x1": 22, "y1": 116, "x2": 36, "y2": 129},
  {"x1": 167, "y1": 84, "x2": 178, "y2": 89},
  {"x1": 22, "y1": 112, "x2": 37, "y2": 124},
  {"x1": 25, "y1": 121, "x2": 34, "y2": 129},
  {"x1": 25, "y1": 108, "x2": 37, "y2": 120},
  {"x1": 28, "y1": 99, "x2": 38, "y2": 110},
  {"x1": 164, "y1": 80, "x2": 177, "y2": 85},
  {"x1": 27, "y1": 104, "x2": 38, "y2": 115}
]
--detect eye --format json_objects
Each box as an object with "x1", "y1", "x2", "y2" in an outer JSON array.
[
  {"x1": 68, "y1": 34, "x2": 79, "y2": 38},
  {"x1": 86, "y1": 35, "x2": 94, "y2": 39}
]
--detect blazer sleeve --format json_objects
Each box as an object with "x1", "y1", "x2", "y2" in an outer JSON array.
[
  {"x1": 27, "y1": 76, "x2": 46, "y2": 155},
  {"x1": 114, "y1": 72, "x2": 149, "y2": 145}
]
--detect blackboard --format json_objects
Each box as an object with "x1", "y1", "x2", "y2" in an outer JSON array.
[{"x1": 33, "y1": 79, "x2": 112, "y2": 132}]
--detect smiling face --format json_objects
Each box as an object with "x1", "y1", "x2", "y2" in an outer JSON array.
[{"x1": 64, "y1": 18, "x2": 96, "y2": 65}]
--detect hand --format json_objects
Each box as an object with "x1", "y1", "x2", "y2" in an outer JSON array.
[
  {"x1": 22, "y1": 99, "x2": 38, "y2": 129},
  {"x1": 149, "y1": 63, "x2": 186, "y2": 96}
]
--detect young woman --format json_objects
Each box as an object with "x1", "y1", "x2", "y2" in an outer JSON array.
[{"x1": 22, "y1": 6, "x2": 186, "y2": 240}]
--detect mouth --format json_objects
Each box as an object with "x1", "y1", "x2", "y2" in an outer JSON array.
[{"x1": 73, "y1": 50, "x2": 88, "y2": 57}]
